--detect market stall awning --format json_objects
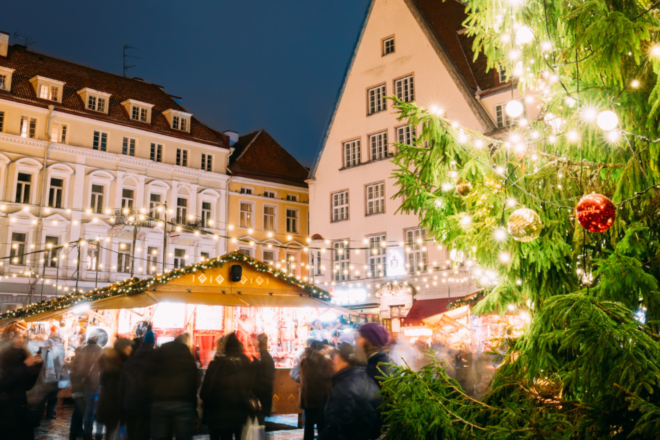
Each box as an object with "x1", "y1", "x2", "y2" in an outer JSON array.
[{"x1": 400, "y1": 297, "x2": 469, "y2": 327}]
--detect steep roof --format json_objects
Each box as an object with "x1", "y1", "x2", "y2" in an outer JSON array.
[
  {"x1": 0, "y1": 45, "x2": 229, "y2": 149},
  {"x1": 228, "y1": 130, "x2": 309, "y2": 188}
]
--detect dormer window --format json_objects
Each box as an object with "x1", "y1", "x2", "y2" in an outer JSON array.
[
  {"x1": 121, "y1": 99, "x2": 154, "y2": 124},
  {"x1": 0, "y1": 66, "x2": 14, "y2": 91},
  {"x1": 162, "y1": 109, "x2": 192, "y2": 133},
  {"x1": 39, "y1": 84, "x2": 58, "y2": 101},
  {"x1": 30, "y1": 76, "x2": 65, "y2": 102},
  {"x1": 78, "y1": 88, "x2": 111, "y2": 114},
  {"x1": 131, "y1": 106, "x2": 148, "y2": 122}
]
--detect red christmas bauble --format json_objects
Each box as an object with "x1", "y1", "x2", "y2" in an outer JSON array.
[{"x1": 576, "y1": 194, "x2": 616, "y2": 233}]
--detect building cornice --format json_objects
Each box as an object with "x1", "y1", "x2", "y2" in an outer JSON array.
[{"x1": 231, "y1": 176, "x2": 309, "y2": 193}]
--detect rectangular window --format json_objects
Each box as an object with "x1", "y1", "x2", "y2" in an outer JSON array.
[
  {"x1": 121, "y1": 189, "x2": 135, "y2": 210},
  {"x1": 20, "y1": 116, "x2": 37, "y2": 139},
  {"x1": 50, "y1": 123, "x2": 67, "y2": 143},
  {"x1": 45, "y1": 236, "x2": 59, "y2": 268},
  {"x1": 201, "y1": 202, "x2": 212, "y2": 227},
  {"x1": 147, "y1": 247, "x2": 159, "y2": 275},
  {"x1": 496, "y1": 104, "x2": 513, "y2": 128},
  {"x1": 48, "y1": 178, "x2": 64, "y2": 208},
  {"x1": 98, "y1": 97, "x2": 106, "y2": 113},
  {"x1": 344, "y1": 139, "x2": 360, "y2": 168},
  {"x1": 117, "y1": 243, "x2": 132, "y2": 273},
  {"x1": 86, "y1": 247, "x2": 99, "y2": 271},
  {"x1": 498, "y1": 66, "x2": 507, "y2": 83},
  {"x1": 366, "y1": 182, "x2": 384, "y2": 215},
  {"x1": 286, "y1": 253, "x2": 296, "y2": 273},
  {"x1": 131, "y1": 106, "x2": 140, "y2": 120},
  {"x1": 181, "y1": 118, "x2": 188, "y2": 131},
  {"x1": 396, "y1": 125, "x2": 415, "y2": 146},
  {"x1": 286, "y1": 209, "x2": 298, "y2": 234},
  {"x1": 383, "y1": 37, "x2": 395, "y2": 55},
  {"x1": 332, "y1": 191, "x2": 348, "y2": 222},
  {"x1": 200, "y1": 252, "x2": 210, "y2": 262},
  {"x1": 0, "y1": 74, "x2": 6, "y2": 90},
  {"x1": 286, "y1": 194, "x2": 298, "y2": 202},
  {"x1": 150, "y1": 143, "x2": 163, "y2": 162},
  {"x1": 173, "y1": 249, "x2": 186, "y2": 269},
  {"x1": 149, "y1": 193, "x2": 162, "y2": 219},
  {"x1": 264, "y1": 206, "x2": 276, "y2": 231},
  {"x1": 0, "y1": 111, "x2": 4, "y2": 132},
  {"x1": 333, "y1": 241, "x2": 349, "y2": 282},
  {"x1": 309, "y1": 250, "x2": 322, "y2": 276},
  {"x1": 395, "y1": 75, "x2": 414, "y2": 103},
  {"x1": 368, "y1": 235, "x2": 386, "y2": 278},
  {"x1": 87, "y1": 95, "x2": 106, "y2": 112},
  {"x1": 240, "y1": 187, "x2": 253, "y2": 195},
  {"x1": 122, "y1": 137, "x2": 136, "y2": 156},
  {"x1": 176, "y1": 148, "x2": 188, "y2": 167},
  {"x1": 88, "y1": 95, "x2": 97, "y2": 111},
  {"x1": 39, "y1": 84, "x2": 58, "y2": 101},
  {"x1": 370, "y1": 131, "x2": 388, "y2": 161},
  {"x1": 238, "y1": 247, "x2": 253, "y2": 258},
  {"x1": 93, "y1": 131, "x2": 107, "y2": 151},
  {"x1": 406, "y1": 229, "x2": 427, "y2": 274},
  {"x1": 240, "y1": 202, "x2": 253, "y2": 228},
  {"x1": 201, "y1": 154, "x2": 213, "y2": 172},
  {"x1": 368, "y1": 84, "x2": 386, "y2": 115},
  {"x1": 15, "y1": 173, "x2": 32, "y2": 204},
  {"x1": 10, "y1": 233, "x2": 27, "y2": 266},
  {"x1": 140, "y1": 108, "x2": 147, "y2": 122},
  {"x1": 176, "y1": 198, "x2": 188, "y2": 224},
  {"x1": 263, "y1": 250, "x2": 276, "y2": 265},
  {"x1": 264, "y1": 191, "x2": 275, "y2": 198},
  {"x1": 91, "y1": 185, "x2": 104, "y2": 214},
  {"x1": 172, "y1": 115, "x2": 180, "y2": 130}
]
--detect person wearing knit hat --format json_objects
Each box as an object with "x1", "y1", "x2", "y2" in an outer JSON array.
[{"x1": 357, "y1": 322, "x2": 393, "y2": 388}]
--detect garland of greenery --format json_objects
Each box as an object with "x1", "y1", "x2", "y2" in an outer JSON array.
[
  {"x1": 0, "y1": 250, "x2": 331, "y2": 322},
  {"x1": 446, "y1": 290, "x2": 485, "y2": 311}
]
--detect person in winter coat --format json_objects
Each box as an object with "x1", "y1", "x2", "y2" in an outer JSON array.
[
  {"x1": 200, "y1": 332, "x2": 254, "y2": 440},
  {"x1": 68, "y1": 345, "x2": 85, "y2": 440},
  {"x1": 148, "y1": 332, "x2": 199, "y2": 440},
  {"x1": 253, "y1": 334, "x2": 275, "y2": 425},
  {"x1": 118, "y1": 330, "x2": 155, "y2": 440},
  {"x1": 38, "y1": 326, "x2": 64, "y2": 421},
  {"x1": 324, "y1": 343, "x2": 382, "y2": 440},
  {"x1": 300, "y1": 340, "x2": 334, "y2": 440},
  {"x1": 71, "y1": 335, "x2": 103, "y2": 440},
  {"x1": 356, "y1": 323, "x2": 392, "y2": 387},
  {"x1": 95, "y1": 338, "x2": 133, "y2": 440},
  {"x1": 0, "y1": 320, "x2": 43, "y2": 440}
]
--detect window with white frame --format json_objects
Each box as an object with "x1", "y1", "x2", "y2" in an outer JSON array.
[
  {"x1": 396, "y1": 125, "x2": 415, "y2": 146},
  {"x1": 383, "y1": 37, "x2": 395, "y2": 55},
  {"x1": 368, "y1": 235, "x2": 386, "y2": 278},
  {"x1": 240, "y1": 187, "x2": 253, "y2": 195},
  {"x1": 366, "y1": 183, "x2": 384, "y2": 215},
  {"x1": 45, "y1": 236, "x2": 59, "y2": 268},
  {"x1": 344, "y1": 139, "x2": 360, "y2": 168},
  {"x1": 201, "y1": 202, "x2": 212, "y2": 227},
  {"x1": 176, "y1": 198, "x2": 188, "y2": 224},
  {"x1": 172, "y1": 115, "x2": 187, "y2": 131},
  {"x1": 264, "y1": 191, "x2": 275, "y2": 198},
  {"x1": 0, "y1": 74, "x2": 6, "y2": 90},
  {"x1": 91, "y1": 185, "x2": 104, "y2": 214},
  {"x1": 495, "y1": 100, "x2": 526, "y2": 128},
  {"x1": 15, "y1": 173, "x2": 32, "y2": 204},
  {"x1": 286, "y1": 194, "x2": 298, "y2": 202},
  {"x1": 286, "y1": 253, "x2": 297, "y2": 274},
  {"x1": 173, "y1": 248, "x2": 186, "y2": 269},
  {"x1": 176, "y1": 148, "x2": 188, "y2": 167},
  {"x1": 150, "y1": 143, "x2": 163, "y2": 162},
  {"x1": 264, "y1": 206, "x2": 276, "y2": 231},
  {"x1": 10, "y1": 233, "x2": 27, "y2": 266},
  {"x1": 286, "y1": 209, "x2": 298, "y2": 234},
  {"x1": 0, "y1": 111, "x2": 4, "y2": 132},
  {"x1": 395, "y1": 76, "x2": 414, "y2": 103},
  {"x1": 406, "y1": 228, "x2": 427, "y2": 274},
  {"x1": 122, "y1": 137, "x2": 136, "y2": 156},
  {"x1": 238, "y1": 247, "x2": 253, "y2": 258},
  {"x1": 131, "y1": 106, "x2": 148, "y2": 122},
  {"x1": 86, "y1": 247, "x2": 99, "y2": 271},
  {"x1": 87, "y1": 95, "x2": 106, "y2": 113},
  {"x1": 368, "y1": 84, "x2": 386, "y2": 115},
  {"x1": 332, "y1": 191, "x2": 348, "y2": 222},
  {"x1": 39, "y1": 84, "x2": 59, "y2": 101},
  {"x1": 20, "y1": 116, "x2": 36, "y2": 139},
  {"x1": 333, "y1": 241, "x2": 349, "y2": 281},
  {"x1": 370, "y1": 131, "x2": 388, "y2": 160},
  {"x1": 48, "y1": 178, "x2": 64, "y2": 208},
  {"x1": 118, "y1": 243, "x2": 132, "y2": 273},
  {"x1": 50, "y1": 123, "x2": 67, "y2": 143},
  {"x1": 263, "y1": 250, "x2": 276, "y2": 265},
  {"x1": 149, "y1": 193, "x2": 162, "y2": 219},
  {"x1": 498, "y1": 66, "x2": 507, "y2": 83},
  {"x1": 93, "y1": 131, "x2": 108, "y2": 151},
  {"x1": 121, "y1": 189, "x2": 135, "y2": 210},
  {"x1": 201, "y1": 154, "x2": 213, "y2": 172},
  {"x1": 240, "y1": 202, "x2": 253, "y2": 228},
  {"x1": 200, "y1": 252, "x2": 210, "y2": 262},
  {"x1": 147, "y1": 247, "x2": 159, "y2": 275},
  {"x1": 309, "y1": 250, "x2": 322, "y2": 276}
]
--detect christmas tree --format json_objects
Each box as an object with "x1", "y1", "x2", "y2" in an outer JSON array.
[{"x1": 380, "y1": 0, "x2": 660, "y2": 437}]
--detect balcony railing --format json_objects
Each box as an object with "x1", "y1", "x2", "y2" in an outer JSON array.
[
  {"x1": 114, "y1": 209, "x2": 212, "y2": 231},
  {"x1": 114, "y1": 209, "x2": 154, "y2": 228}
]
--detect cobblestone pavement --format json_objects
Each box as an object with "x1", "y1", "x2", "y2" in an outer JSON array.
[{"x1": 36, "y1": 404, "x2": 306, "y2": 440}]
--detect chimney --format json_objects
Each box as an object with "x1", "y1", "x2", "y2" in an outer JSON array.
[
  {"x1": 0, "y1": 31, "x2": 9, "y2": 58},
  {"x1": 224, "y1": 130, "x2": 239, "y2": 146}
]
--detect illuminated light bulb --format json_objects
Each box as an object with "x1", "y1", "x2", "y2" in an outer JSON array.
[
  {"x1": 441, "y1": 183, "x2": 453, "y2": 191},
  {"x1": 515, "y1": 26, "x2": 534, "y2": 45},
  {"x1": 652, "y1": 46, "x2": 660, "y2": 57},
  {"x1": 525, "y1": 95, "x2": 535, "y2": 104},
  {"x1": 474, "y1": 139, "x2": 484, "y2": 148},
  {"x1": 496, "y1": 166, "x2": 506, "y2": 175},
  {"x1": 607, "y1": 130, "x2": 620, "y2": 143},
  {"x1": 514, "y1": 143, "x2": 526, "y2": 153},
  {"x1": 631, "y1": 80, "x2": 640, "y2": 88},
  {"x1": 460, "y1": 215, "x2": 472, "y2": 226},
  {"x1": 531, "y1": 154, "x2": 539, "y2": 161},
  {"x1": 499, "y1": 252, "x2": 511, "y2": 263},
  {"x1": 567, "y1": 131, "x2": 579, "y2": 142},
  {"x1": 505, "y1": 100, "x2": 524, "y2": 118},
  {"x1": 228, "y1": 225, "x2": 234, "y2": 230},
  {"x1": 541, "y1": 41, "x2": 552, "y2": 51},
  {"x1": 494, "y1": 228, "x2": 507, "y2": 241},
  {"x1": 596, "y1": 110, "x2": 619, "y2": 131},
  {"x1": 287, "y1": 235, "x2": 292, "y2": 240},
  {"x1": 531, "y1": 131, "x2": 540, "y2": 139},
  {"x1": 518, "y1": 118, "x2": 528, "y2": 127},
  {"x1": 449, "y1": 170, "x2": 458, "y2": 179},
  {"x1": 508, "y1": 50, "x2": 520, "y2": 60},
  {"x1": 582, "y1": 107, "x2": 597, "y2": 122},
  {"x1": 507, "y1": 198, "x2": 517, "y2": 207},
  {"x1": 501, "y1": 33, "x2": 511, "y2": 43},
  {"x1": 430, "y1": 105, "x2": 444, "y2": 116},
  {"x1": 548, "y1": 135, "x2": 557, "y2": 143},
  {"x1": 458, "y1": 132, "x2": 468, "y2": 143},
  {"x1": 510, "y1": 133, "x2": 521, "y2": 143},
  {"x1": 507, "y1": 304, "x2": 515, "y2": 311},
  {"x1": 565, "y1": 97, "x2": 576, "y2": 107},
  {"x1": 248, "y1": 228, "x2": 254, "y2": 234},
  {"x1": 550, "y1": 74, "x2": 559, "y2": 83},
  {"x1": 451, "y1": 121, "x2": 459, "y2": 128}
]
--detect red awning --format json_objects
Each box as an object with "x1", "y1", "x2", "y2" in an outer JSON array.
[{"x1": 401, "y1": 297, "x2": 465, "y2": 327}]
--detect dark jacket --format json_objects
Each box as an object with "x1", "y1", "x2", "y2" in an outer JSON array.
[
  {"x1": 254, "y1": 349, "x2": 275, "y2": 416},
  {"x1": 300, "y1": 348, "x2": 333, "y2": 409},
  {"x1": 200, "y1": 350, "x2": 254, "y2": 430},
  {"x1": 118, "y1": 342, "x2": 154, "y2": 415},
  {"x1": 71, "y1": 340, "x2": 103, "y2": 394},
  {"x1": 0, "y1": 346, "x2": 42, "y2": 439},
  {"x1": 95, "y1": 348, "x2": 128, "y2": 425},
  {"x1": 149, "y1": 340, "x2": 198, "y2": 406},
  {"x1": 324, "y1": 366, "x2": 382, "y2": 440},
  {"x1": 366, "y1": 350, "x2": 392, "y2": 388}
]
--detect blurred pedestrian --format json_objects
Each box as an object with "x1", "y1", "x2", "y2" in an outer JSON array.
[
  {"x1": 0, "y1": 320, "x2": 44, "y2": 440},
  {"x1": 38, "y1": 325, "x2": 65, "y2": 421},
  {"x1": 148, "y1": 332, "x2": 198, "y2": 440},
  {"x1": 300, "y1": 340, "x2": 333, "y2": 440},
  {"x1": 254, "y1": 334, "x2": 275, "y2": 425},
  {"x1": 200, "y1": 332, "x2": 254, "y2": 440},
  {"x1": 290, "y1": 338, "x2": 314, "y2": 383},
  {"x1": 324, "y1": 343, "x2": 382, "y2": 440},
  {"x1": 69, "y1": 345, "x2": 85, "y2": 440},
  {"x1": 71, "y1": 335, "x2": 103, "y2": 440},
  {"x1": 119, "y1": 330, "x2": 155, "y2": 440},
  {"x1": 96, "y1": 338, "x2": 133, "y2": 440},
  {"x1": 356, "y1": 323, "x2": 392, "y2": 387}
]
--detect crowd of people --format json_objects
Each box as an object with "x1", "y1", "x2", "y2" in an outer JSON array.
[{"x1": 0, "y1": 320, "x2": 393, "y2": 440}]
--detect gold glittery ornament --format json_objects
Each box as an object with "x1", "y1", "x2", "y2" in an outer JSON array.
[
  {"x1": 507, "y1": 208, "x2": 542, "y2": 242},
  {"x1": 455, "y1": 180, "x2": 473, "y2": 196}
]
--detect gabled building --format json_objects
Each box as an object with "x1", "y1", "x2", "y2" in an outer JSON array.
[
  {"x1": 308, "y1": 0, "x2": 534, "y2": 331},
  {"x1": 0, "y1": 33, "x2": 233, "y2": 311},
  {"x1": 226, "y1": 129, "x2": 310, "y2": 279}
]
